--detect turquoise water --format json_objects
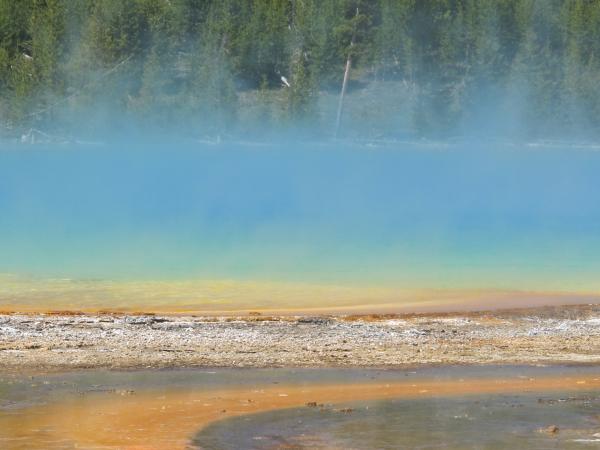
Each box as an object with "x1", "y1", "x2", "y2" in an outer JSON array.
[{"x1": 1, "y1": 143, "x2": 599, "y2": 292}]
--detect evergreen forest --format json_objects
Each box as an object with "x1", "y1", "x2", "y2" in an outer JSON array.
[{"x1": 1, "y1": 0, "x2": 600, "y2": 140}]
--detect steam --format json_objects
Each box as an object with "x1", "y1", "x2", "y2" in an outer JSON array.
[
  {"x1": 1, "y1": 1, "x2": 599, "y2": 143},
  {"x1": 1, "y1": 2, "x2": 600, "y2": 300}
]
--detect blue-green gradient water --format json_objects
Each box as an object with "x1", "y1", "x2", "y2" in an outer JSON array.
[{"x1": 1, "y1": 142, "x2": 599, "y2": 292}]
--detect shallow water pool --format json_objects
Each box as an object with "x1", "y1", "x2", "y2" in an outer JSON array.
[{"x1": 1, "y1": 365, "x2": 600, "y2": 449}]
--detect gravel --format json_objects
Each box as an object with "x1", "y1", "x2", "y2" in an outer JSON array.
[{"x1": 1, "y1": 305, "x2": 599, "y2": 371}]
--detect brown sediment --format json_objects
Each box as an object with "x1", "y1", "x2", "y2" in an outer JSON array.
[
  {"x1": 1, "y1": 300, "x2": 599, "y2": 320},
  {"x1": 3, "y1": 375, "x2": 600, "y2": 450},
  {"x1": 44, "y1": 310, "x2": 87, "y2": 316}
]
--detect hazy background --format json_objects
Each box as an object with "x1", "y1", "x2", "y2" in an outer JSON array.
[{"x1": 1, "y1": 0, "x2": 600, "y2": 142}]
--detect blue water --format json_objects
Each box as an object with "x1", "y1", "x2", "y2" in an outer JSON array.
[{"x1": 1, "y1": 142, "x2": 599, "y2": 291}]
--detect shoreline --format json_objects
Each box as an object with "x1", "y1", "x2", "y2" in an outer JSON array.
[
  {"x1": 1, "y1": 303, "x2": 599, "y2": 372},
  {"x1": 3, "y1": 273, "x2": 599, "y2": 318},
  {"x1": 1, "y1": 298, "x2": 599, "y2": 318}
]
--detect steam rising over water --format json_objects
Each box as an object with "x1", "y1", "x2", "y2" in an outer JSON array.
[{"x1": 1, "y1": 142, "x2": 599, "y2": 309}]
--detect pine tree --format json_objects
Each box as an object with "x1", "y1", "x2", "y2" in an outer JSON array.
[
  {"x1": 135, "y1": 0, "x2": 187, "y2": 127},
  {"x1": 377, "y1": 0, "x2": 414, "y2": 81},
  {"x1": 509, "y1": 0, "x2": 566, "y2": 137},
  {"x1": 29, "y1": 0, "x2": 66, "y2": 119},
  {"x1": 0, "y1": 0, "x2": 34, "y2": 125},
  {"x1": 286, "y1": 0, "x2": 318, "y2": 125},
  {"x1": 236, "y1": 0, "x2": 291, "y2": 88},
  {"x1": 2, "y1": 0, "x2": 600, "y2": 139},
  {"x1": 188, "y1": 0, "x2": 238, "y2": 137}
]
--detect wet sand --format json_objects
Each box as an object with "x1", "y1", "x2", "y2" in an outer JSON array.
[
  {"x1": 1, "y1": 304, "x2": 599, "y2": 371},
  {"x1": 2, "y1": 371, "x2": 600, "y2": 449}
]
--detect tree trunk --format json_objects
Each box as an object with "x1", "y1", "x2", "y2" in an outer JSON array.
[
  {"x1": 334, "y1": 51, "x2": 352, "y2": 139},
  {"x1": 334, "y1": 8, "x2": 359, "y2": 139}
]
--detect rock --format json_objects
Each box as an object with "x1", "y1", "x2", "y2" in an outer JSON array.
[
  {"x1": 115, "y1": 389, "x2": 135, "y2": 396},
  {"x1": 297, "y1": 317, "x2": 332, "y2": 325},
  {"x1": 124, "y1": 316, "x2": 154, "y2": 325}
]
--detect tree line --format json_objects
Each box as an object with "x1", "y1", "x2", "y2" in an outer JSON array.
[{"x1": 1, "y1": 0, "x2": 599, "y2": 140}]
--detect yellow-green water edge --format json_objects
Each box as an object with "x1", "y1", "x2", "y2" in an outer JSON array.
[{"x1": 1, "y1": 274, "x2": 599, "y2": 314}]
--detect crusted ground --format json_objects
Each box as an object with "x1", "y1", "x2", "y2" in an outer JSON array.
[{"x1": 1, "y1": 304, "x2": 599, "y2": 371}]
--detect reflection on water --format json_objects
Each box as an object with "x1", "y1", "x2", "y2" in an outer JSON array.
[
  {"x1": 195, "y1": 391, "x2": 600, "y2": 449},
  {"x1": 1, "y1": 366, "x2": 600, "y2": 449}
]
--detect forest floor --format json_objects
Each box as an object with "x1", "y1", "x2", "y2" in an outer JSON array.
[{"x1": 0, "y1": 304, "x2": 599, "y2": 372}]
